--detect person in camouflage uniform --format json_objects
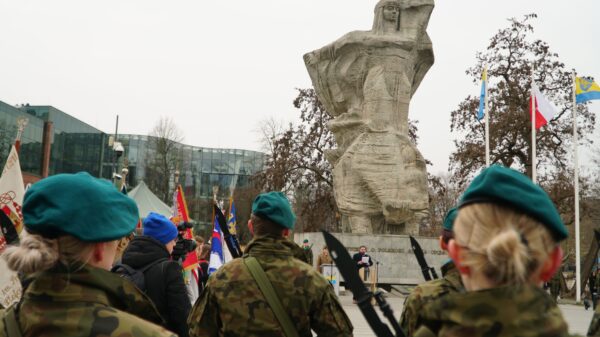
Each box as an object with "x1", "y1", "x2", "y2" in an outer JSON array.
[
  {"x1": 413, "y1": 166, "x2": 572, "y2": 337},
  {"x1": 302, "y1": 239, "x2": 314, "y2": 266},
  {"x1": 399, "y1": 207, "x2": 464, "y2": 336},
  {"x1": 188, "y1": 191, "x2": 353, "y2": 337},
  {"x1": 0, "y1": 172, "x2": 175, "y2": 337}
]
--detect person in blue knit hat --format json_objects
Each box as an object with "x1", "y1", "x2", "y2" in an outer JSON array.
[{"x1": 120, "y1": 212, "x2": 191, "y2": 337}]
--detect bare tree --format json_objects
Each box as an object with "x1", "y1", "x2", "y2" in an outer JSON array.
[
  {"x1": 145, "y1": 117, "x2": 184, "y2": 203},
  {"x1": 255, "y1": 117, "x2": 286, "y2": 155},
  {"x1": 424, "y1": 173, "x2": 462, "y2": 236}
]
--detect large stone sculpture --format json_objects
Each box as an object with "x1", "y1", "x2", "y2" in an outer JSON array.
[{"x1": 304, "y1": 0, "x2": 434, "y2": 234}]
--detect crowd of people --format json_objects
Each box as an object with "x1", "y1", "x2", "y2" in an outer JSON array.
[{"x1": 1, "y1": 165, "x2": 600, "y2": 336}]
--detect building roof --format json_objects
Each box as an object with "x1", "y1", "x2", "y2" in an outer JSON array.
[{"x1": 128, "y1": 181, "x2": 172, "y2": 218}]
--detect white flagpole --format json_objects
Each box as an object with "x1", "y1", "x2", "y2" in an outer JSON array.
[
  {"x1": 573, "y1": 73, "x2": 581, "y2": 303},
  {"x1": 531, "y1": 75, "x2": 537, "y2": 183},
  {"x1": 485, "y1": 65, "x2": 490, "y2": 167}
]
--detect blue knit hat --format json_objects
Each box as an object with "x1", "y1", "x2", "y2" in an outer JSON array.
[{"x1": 143, "y1": 212, "x2": 178, "y2": 244}]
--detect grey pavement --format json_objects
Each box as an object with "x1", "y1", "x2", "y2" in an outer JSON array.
[{"x1": 338, "y1": 294, "x2": 594, "y2": 337}]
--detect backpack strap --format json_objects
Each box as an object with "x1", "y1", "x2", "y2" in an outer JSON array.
[
  {"x1": 111, "y1": 258, "x2": 169, "y2": 274},
  {"x1": 3, "y1": 304, "x2": 24, "y2": 337},
  {"x1": 140, "y1": 258, "x2": 169, "y2": 273},
  {"x1": 111, "y1": 263, "x2": 137, "y2": 274},
  {"x1": 243, "y1": 257, "x2": 299, "y2": 337}
]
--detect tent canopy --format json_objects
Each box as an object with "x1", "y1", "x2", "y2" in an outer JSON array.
[{"x1": 128, "y1": 181, "x2": 172, "y2": 218}]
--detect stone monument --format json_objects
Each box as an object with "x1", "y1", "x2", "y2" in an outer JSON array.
[{"x1": 304, "y1": 0, "x2": 434, "y2": 235}]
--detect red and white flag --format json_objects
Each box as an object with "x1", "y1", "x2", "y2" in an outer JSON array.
[{"x1": 529, "y1": 85, "x2": 558, "y2": 129}]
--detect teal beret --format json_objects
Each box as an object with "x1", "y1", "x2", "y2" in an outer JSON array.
[
  {"x1": 252, "y1": 191, "x2": 296, "y2": 229},
  {"x1": 23, "y1": 172, "x2": 139, "y2": 242},
  {"x1": 459, "y1": 165, "x2": 567, "y2": 241},
  {"x1": 442, "y1": 207, "x2": 458, "y2": 231}
]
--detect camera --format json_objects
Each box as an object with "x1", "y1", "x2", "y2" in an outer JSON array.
[
  {"x1": 171, "y1": 221, "x2": 198, "y2": 262},
  {"x1": 113, "y1": 142, "x2": 124, "y2": 158},
  {"x1": 177, "y1": 221, "x2": 194, "y2": 231}
]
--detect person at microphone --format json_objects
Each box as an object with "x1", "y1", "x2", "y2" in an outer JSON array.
[{"x1": 353, "y1": 245, "x2": 373, "y2": 280}]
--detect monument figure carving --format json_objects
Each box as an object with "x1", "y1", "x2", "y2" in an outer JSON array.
[{"x1": 304, "y1": 0, "x2": 434, "y2": 234}]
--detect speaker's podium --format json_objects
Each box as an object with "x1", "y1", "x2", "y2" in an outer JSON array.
[{"x1": 358, "y1": 264, "x2": 378, "y2": 293}]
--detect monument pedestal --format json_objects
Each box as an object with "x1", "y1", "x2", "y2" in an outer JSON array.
[{"x1": 296, "y1": 232, "x2": 445, "y2": 284}]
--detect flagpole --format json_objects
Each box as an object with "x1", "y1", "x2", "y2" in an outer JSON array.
[
  {"x1": 485, "y1": 65, "x2": 490, "y2": 167},
  {"x1": 573, "y1": 73, "x2": 581, "y2": 303},
  {"x1": 531, "y1": 73, "x2": 537, "y2": 183}
]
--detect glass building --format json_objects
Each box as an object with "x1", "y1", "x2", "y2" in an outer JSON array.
[
  {"x1": 21, "y1": 105, "x2": 106, "y2": 177},
  {"x1": 0, "y1": 102, "x2": 45, "y2": 177},
  {"x1": 0, "y1": 100, "x2": 265, "y2": 229},
  {"x1": 114, "y1": 134, "x2": 265, "y2": 228}
]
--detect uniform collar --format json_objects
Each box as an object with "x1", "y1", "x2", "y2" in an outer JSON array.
[{"x1": 244, "y1": 235, "x2": 294, "y2": 257}]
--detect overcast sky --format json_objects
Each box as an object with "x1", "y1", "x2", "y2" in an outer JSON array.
[{"x1": 1, "y1": 0, "x2": 598, "y2": 174}]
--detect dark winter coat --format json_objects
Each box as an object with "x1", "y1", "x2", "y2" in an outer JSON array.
[
  {"x1": 352, "y1": 252, "x2": 373, "y2": 269},
  {"x1": 121, "y1": 236, "x2": 191, "y2": 337}
]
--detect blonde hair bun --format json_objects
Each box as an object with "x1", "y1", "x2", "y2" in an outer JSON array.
[
  {"x1": 2, "y1": 233, "x2": 59, "y2": 274},
  {"x1": 485, "y1": 229, "x2": 529, "y2": 284}
]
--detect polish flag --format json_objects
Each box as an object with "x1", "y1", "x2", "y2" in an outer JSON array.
[{"x1": 529, "y1": 85, "x2": 558, "y2": 129}]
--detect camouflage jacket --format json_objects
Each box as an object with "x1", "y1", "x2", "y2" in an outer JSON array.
[
  {"x1": 187, "y1": 235, "x2": 353, "y2": 337},
  {"x1": 399, "y1": 261, "x2": 463, "y2": 336},
  {"x1": 0, "y1": 264, "x2": 175, "y2": 337},
  {"x1": 413, "y1": 284, "x2": 570, "y2": 337},
  {"x1": 304, "y1": 248, "x2": 314, "y2": 266}
]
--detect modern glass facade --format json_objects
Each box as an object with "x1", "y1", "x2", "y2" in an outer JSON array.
[
  {"x1": 0, "y1": 102, "x2": 44, "y2": 176},
  {"x1": 22, "y1": 105, "x2": 106, "y2": 176},
  {"x1": 0, "y1": 100, "x2": 265, "y2": 229},
  {"x1": 115, "y1": 134, "x2": 265, "y2": 227}
]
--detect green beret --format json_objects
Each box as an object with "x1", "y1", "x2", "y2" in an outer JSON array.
[
  {"x1": 442, "y1": 207, "x2": 458, "y2": 231},
  {"x1": 23, "y1": 172, "x2": 139, "y2": 242},
  {"x1": 252, "y1": 191, "x2": 296, "y2": 229},
  {"x1": 303, "y1": 239, "x2": 309, "y2": 243},
  {"x1": 459, "y1": 165, "x2": 567, "y2": 241}
]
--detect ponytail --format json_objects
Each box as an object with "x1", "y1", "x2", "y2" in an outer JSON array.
[
  {"x1": 2, "y1": 231, "x2": 96, "y2": 275},
  {"x1": 485, "y1": 228, "x2": 530, "y2": 284},
  {"x1": 2, "y1": 232, "x2": 59, "y2": 274}
]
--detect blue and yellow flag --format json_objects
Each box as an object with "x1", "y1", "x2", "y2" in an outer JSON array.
[
  {"x1": 227, "y1": 199, "x2": 237, "y2": 235},
  {"x1": 477, "y1": 67, "x2": 487, "y2": 120},
  {"x1": 576, "y1": 77, "x2": 600, "y2": 103}
]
